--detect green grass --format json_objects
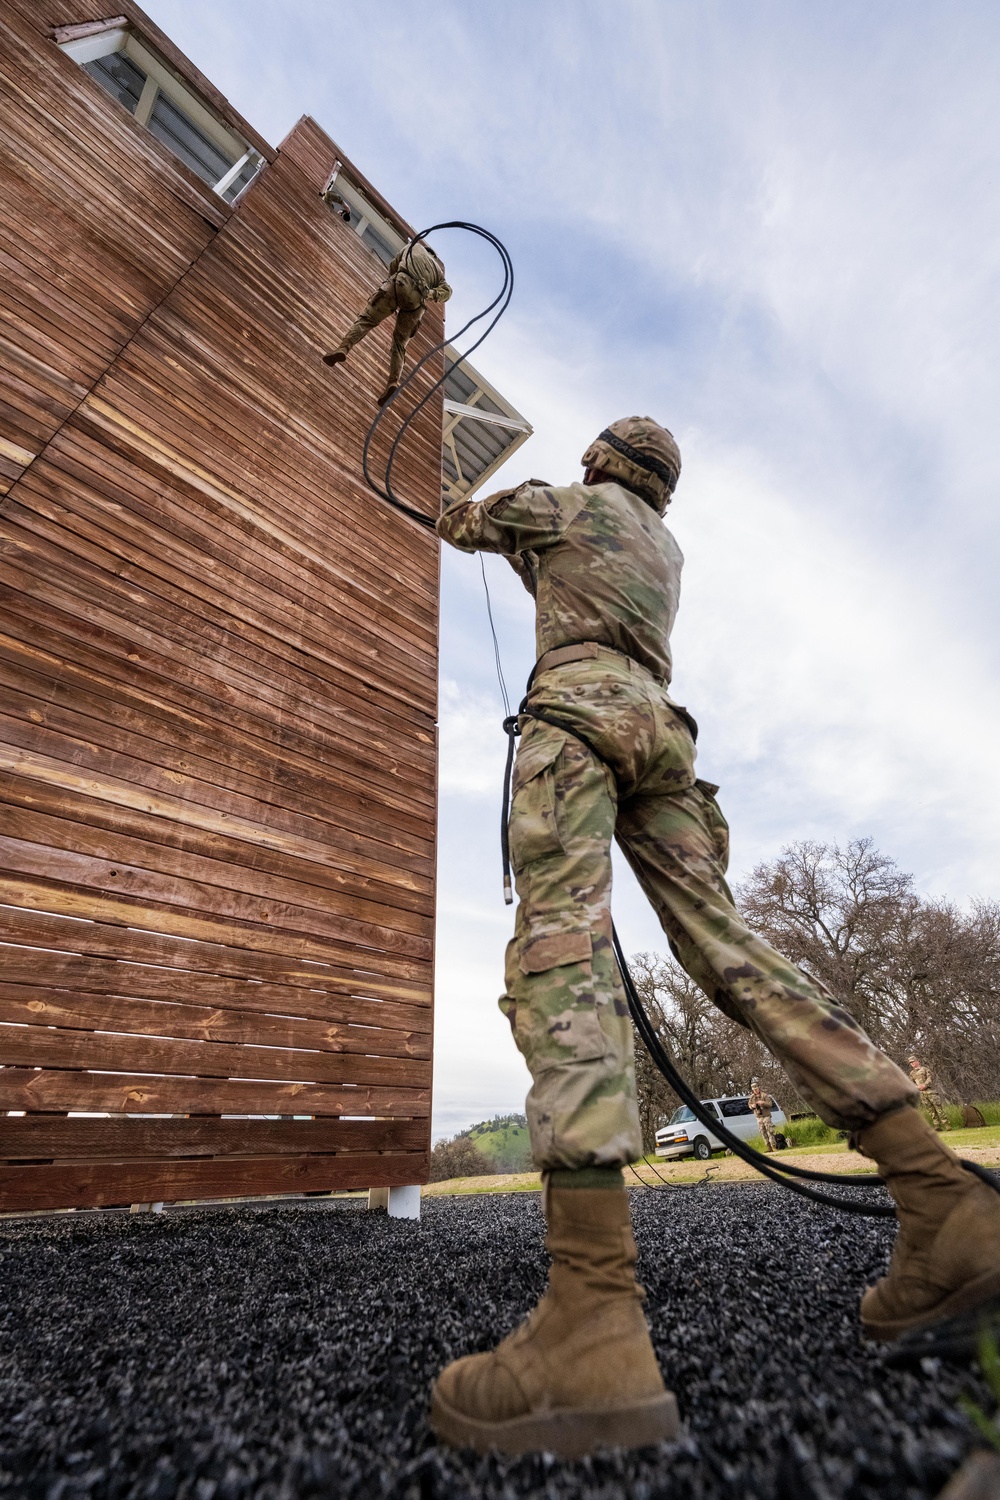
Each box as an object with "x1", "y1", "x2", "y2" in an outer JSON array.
[
  {"x1": 466, "y1": 1116, "x2": 533, "y2": 1173},
  {"x1": 778, "y1": 1116, "x2": 843, "y2": 1148},
  {"x1": 945, "y1": 1101, "x2": 1000, "y2": 1128}
]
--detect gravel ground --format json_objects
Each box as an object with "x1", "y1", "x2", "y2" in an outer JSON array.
[{"x1": 0, "y1": 1184, "x2": 991, "y2": 1500}]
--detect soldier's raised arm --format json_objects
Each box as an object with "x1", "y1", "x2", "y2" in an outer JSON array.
[{"x1": 436, "y1": 478, "x2": 584, "y2": 557}]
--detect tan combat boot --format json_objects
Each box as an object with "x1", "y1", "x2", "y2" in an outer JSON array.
[
  {"x1": 429, "y1": 1178, "x2": 679, "y2": 1457},
  {"x1": 857, "y1": 1106, "x2": 1000, "y2": 1341}
]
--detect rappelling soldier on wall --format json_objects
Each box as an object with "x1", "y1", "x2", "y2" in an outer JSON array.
[
  {"x1": 323, "y1": 238, "x2": 451, "y2": 406},
  {"x1": 748, "y1": 1077, "x2": 779, "y2": 1152},
  {"x1": 432, "y1": 415, "x2": 1000, "y2": 1459}
]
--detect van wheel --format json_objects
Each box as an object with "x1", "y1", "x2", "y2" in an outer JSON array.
[{"x1": 693, "y1": 1138, "x2": 712, "y2": 1161}]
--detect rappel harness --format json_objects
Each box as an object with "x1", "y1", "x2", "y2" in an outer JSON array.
[{"x1": 359, "y1": 225, "x2": 1000, "y2": 1219}]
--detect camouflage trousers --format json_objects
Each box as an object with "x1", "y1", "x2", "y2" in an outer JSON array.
[
  {"x1": 755, "y1": 1114, "x2": 778, "y2": 1152},
  {"x1": 920, "y1": 1088, "x2": 949, "y2": 1131},
  {"x1": 333, "y1": 273, "x2": 425, "y2": 387},
  {"x1": 501, "y1": 654, "x2": 917, "y2": 1171}
]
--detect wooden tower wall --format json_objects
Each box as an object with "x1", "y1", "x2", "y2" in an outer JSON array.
[{"x1": 0, "y1": 1, "x2": 439, "y2": 1211}]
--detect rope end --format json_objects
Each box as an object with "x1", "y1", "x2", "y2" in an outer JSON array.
[{"x1": 503, "y1": 876, "x2": 513, "y2": 905}]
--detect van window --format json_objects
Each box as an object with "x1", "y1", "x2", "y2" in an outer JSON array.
[
  {"x1": 719, "y1": 1098, "x2": 752, "y2": 1118},
  {"x1": 669, "y1": 1107, "x2": 695, "y2": 1125}
]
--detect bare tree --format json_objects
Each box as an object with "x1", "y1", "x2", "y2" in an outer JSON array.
[
  {"x1": 628, "y1": 951, "x2": 805, "y2": 1152},
  {"x1": 629, "y1": 839, "x2": 1000, "y2": 1141}
]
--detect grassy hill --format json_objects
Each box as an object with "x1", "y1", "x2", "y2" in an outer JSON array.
[{"x1": 465, "y1": 1114, "x2": 532, "y2": 1173}]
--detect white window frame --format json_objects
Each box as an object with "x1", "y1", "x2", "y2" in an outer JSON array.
[
  {"x1": 59, "y1": 23, "x2": 264, "y2": 200},
  {"x1": 322, "y1": 165, "x2": 405, "y2": 265}
]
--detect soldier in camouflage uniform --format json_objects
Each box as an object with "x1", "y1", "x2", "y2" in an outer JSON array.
[
  {"x1": 748, "y1": 1078, "x2": 779, "y2": 1151},
  {"x1": 908, "y1": 1055, "x2": 950, "y2": 1131},
  {"x1": 323, "y1": 239, "x2": 451, "y2": 406},
  {"x1": 429, "y1": 418, "x2": 1000, "y2": 1459}
]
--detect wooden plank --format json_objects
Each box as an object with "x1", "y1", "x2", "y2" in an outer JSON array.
[
  {"x1": 0, "y1": 770, "x2": 435, "y2": 928},
  {"x1": 0, "y1": 685, "x2": 436, "y2": 857},
  {"x1": 0, "y1": 739, "x2": 432, "y2": 889},
  {"x1": 8, "y1": 447, "x2": 436, "y2": 734},
  {"x1": 0, "y1": 1069, "x2": 430, "y2": 1118},
  {"x1": 0, "y1": 760, "x2": 431, "y2": 904},
  {"x1": 0, "y1": 984, "x2": 432, "y2": 1059},
  {"x1": 53, "y1": 416, "x2": 439, "y2": 650},
  {"x1": 0, "y1": 1152, "x2": 428, "y2": 1213},
  {"x1": 0, "y1": 872, "x2": 434, "y2": 977},
  {"x1": 0, "y1": 626, "x2": 435, "y2": 863},
  {"x1": 0, "y1": 1114, "x2": 426, "y2": 1161},
  {"x1": 0, "y1": 561, "x2": 437, "y2": 775},
  {"x1": 0, "y1": 513, "x2": 439, "y2": 802},
  {"x1": 0, "y1": 1026, "x2": 430, "y2": 1089},
  {"x1": 0, "y1": 907, "x2": 432, "y2": 999},
  {"x1": 0, "y1": 515, "x2": 437, "y2": 742},
  {"x1": 0, "y1": 950, "x2": 430, "y2": 1034},
  {"x1": 14, "y1": 463, "x2": 440, "y2": 707},
  {"x1": 0, "y1": 832, "x2": 433, "y2": 959}
]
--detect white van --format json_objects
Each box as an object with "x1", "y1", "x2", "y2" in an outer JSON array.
[{"x1": 655, "y1": 1095, "x2": 789, "y2": 1161}]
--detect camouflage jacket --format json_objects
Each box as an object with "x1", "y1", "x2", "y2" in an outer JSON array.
[
  {"x1": 436, "y1": 478, "x2": 684, "y2": 684},
  {"x1": 390, "y1": 243, "x2": 452, "y2": 304},
  {"x1": 909, "y1": 1065, "x2": 933, "y2": 1092},
  {"x1": 748, "y1": 1086, "x2": 776, "y2": 1118}
]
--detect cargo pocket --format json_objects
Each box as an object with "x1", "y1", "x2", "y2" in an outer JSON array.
[
  {"x1": 509, "y1": 734, "x2": 565, "y2": 871},
  {"x1": 516, "y1": 927, "x2": 609, "y2": 1067},
  {"x1": 695, "y1": 778, "x2": 730, "y2": 872},
  {"x1": 519, "y1": 928, "x2": 592, "y2": 975}
]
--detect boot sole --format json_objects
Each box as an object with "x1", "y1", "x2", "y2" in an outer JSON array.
[
  {"x1": 862, "y1": 1265, "x2": 1000, "y2": 1343},
  {"x1": 429, "y1": 1387, "x2": 680, "y2": 1458}
]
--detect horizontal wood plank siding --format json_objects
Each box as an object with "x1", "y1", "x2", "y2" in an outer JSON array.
[
  {"x1": 0, "y1": 8, "x2": 438, "y2": 1210},
  {"x1": 0, "y1": 1152, "x2": 429, "y2": 1213}
]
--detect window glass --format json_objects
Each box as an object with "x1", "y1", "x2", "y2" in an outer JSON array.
[
  {"x1": 147, "y1": 90, "x2": 233, "y2": 185},
  {"x1": 361, "y1": 223, "x2": 395, "y2": 267},
  {"x1": 84, "y1": 52, "x2": 146, "y2": 113},
  {"x1": 719, "y1": 1098, "x2": 752, "y2": 1117},
  {"x1": 669, "y1": 1107, "x2": 695, "y2": 1125}
]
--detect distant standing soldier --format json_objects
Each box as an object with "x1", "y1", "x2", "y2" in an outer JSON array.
[
  {"x1": 323, "y1": 238, "x2": 451, "y2": 406},
  {"x1": 908, "y1": 1055, "x2": 949, "y2": 1131},
  {"x1": 748, "y1": 1078, "x2": 779, "y2": 1151}
]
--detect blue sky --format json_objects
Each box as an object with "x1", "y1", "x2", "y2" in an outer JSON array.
[{"x1": 146, "y1": 1, "x2": 1000, "y2": 1139}]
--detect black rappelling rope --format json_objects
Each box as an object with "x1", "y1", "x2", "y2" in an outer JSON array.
[
  {"x1": 501, "y1": 709, "x2": 1000, "y2": 1216},
  {"x1": 360, "y1": 222, "x2": 514, "y2": 531}
]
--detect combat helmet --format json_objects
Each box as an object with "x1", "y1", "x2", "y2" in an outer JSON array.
[{"x1": 581, "y1": 416, "x2": 681, "y2": 515}]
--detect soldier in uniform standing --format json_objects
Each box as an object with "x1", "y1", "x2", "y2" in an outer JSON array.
[
  {"x1": 748, "y1": 1077, "x2": 779, "y2": 1151},
  {"x1": 431, "y1": 417, "x2": 1000, "y2": 1458},
  {"x1": 909, "y1": 1055, "x2": 950, "y2": 1131},
  {"x1": 323, "y1": 238, "x2": 451, "y2": 406}
]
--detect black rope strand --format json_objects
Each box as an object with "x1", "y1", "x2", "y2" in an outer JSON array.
[
  {"x1": 361, "y1": 222, "x2": 514, "y2": 530},
  {"x1": 502, "y1": 706, "x2": 1000, "y2": 1214}
]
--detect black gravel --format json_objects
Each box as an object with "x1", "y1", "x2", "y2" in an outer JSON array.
[{"x1": 0, "y1": 1185, "x2": 991, "y2": 1499}]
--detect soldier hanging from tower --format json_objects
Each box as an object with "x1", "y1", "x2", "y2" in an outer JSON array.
[{"x1": 323, "y1": 238, "x2": 451, "y2": 406}]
